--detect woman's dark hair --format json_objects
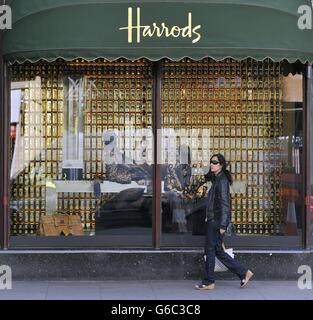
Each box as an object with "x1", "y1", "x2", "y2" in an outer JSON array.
[{"x1": 205, "y1": 153, "x2": 233, "y2": 185}]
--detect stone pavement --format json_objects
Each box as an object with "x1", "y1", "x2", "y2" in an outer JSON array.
[{"x1": 0, "y1": 280, "x2": 312, "y2": 300}]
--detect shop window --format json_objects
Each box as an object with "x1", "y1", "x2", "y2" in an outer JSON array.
[
  {"x1": 10, "y1": 59, "x2": 154, "y2": 245},
  {"x1": 161, "y1": 58, "x2": 304, "y2": 245},
  {"x1": 9, "y1": 58, "x2": 304, "y2": 247}
]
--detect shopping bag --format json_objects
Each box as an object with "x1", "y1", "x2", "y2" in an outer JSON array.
[{"x1": 214, "y1": 248, "x2": 234, "y2": 272}]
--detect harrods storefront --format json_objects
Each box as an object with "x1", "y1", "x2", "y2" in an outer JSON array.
[{"x1": 1, "y1": 0, "x2": 313, "y2": 254}]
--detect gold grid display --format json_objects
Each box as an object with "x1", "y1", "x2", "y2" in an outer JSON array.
[
  {"x1": 11, "y1": 63, "x2": 64, "y2": 235},
  {"x1": 10, "y1": 59, "x2": 153, "y2": 235},
  {"x1": 162, "y1": 58, "x2": 283, "y2": 235},
  {"x1": 11, "y1": 58, "x2": 283, "y2": 236},
  {"x1": 82, "y1": 59, "x2": 153, "y2": 230}
]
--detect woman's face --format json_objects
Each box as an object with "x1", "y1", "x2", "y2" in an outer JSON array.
[{"x1": 210, "y1": 156, "x2": 223, "y2": 175}]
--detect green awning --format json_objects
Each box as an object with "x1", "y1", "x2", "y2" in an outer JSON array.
[{"x1": 3, "y1": 0, "x2": 313, "y2": 63}]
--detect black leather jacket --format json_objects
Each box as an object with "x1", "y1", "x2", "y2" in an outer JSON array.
[{"x1": 206, "y1": 171, "x2": 231, "y2": 230}]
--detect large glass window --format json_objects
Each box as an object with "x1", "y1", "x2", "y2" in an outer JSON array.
[
  {"x1": 10, "y1": 59, "x2": 154, "y2": 246},
  {"x1": 9, "y1": 58, "x2": 305, "y2": 248},
  {"x1": 160, "y1": 58, "x2": 304, "y2": 247}
]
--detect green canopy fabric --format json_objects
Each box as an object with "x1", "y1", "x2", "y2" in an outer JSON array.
[{"x1": 3, "y1": 0, "x2": 313, "y2": 63}]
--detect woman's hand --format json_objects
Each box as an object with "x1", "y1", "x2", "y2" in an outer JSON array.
[{"x1": 219, "y1": 229, "x2": 226, "y2": 235}]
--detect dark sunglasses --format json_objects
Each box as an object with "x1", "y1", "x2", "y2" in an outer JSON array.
[{"x1": 210, "y1": 160, "x2": 220, "y2": 165}]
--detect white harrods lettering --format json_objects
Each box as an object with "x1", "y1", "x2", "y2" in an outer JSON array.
[{"x1": 119, "y1": 7, "x2": 201, "y2": 44}]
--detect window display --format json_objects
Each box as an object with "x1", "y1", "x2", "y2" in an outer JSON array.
[{"x1": 9, "y1": 58, "x2": 304, "y2": 246}]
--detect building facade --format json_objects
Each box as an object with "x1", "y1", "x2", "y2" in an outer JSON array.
[{"x1": 1, "y1": 0, "x2": 313, "y2": 255}]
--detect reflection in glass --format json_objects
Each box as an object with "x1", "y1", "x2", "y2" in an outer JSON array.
[
  {"x1": 161, "y1": 59, "x2": 303, "y2": 244},
  {"x1": 10, "y1": 60, "x2": 154, "y2": 242}
]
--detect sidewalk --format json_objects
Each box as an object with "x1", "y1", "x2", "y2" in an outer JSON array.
[{"x1": 0, "y1": 280, "x2": 312, "y2": 300}]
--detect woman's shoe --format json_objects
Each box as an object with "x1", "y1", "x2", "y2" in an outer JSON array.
[
  {"x1": 240, "y1": 270, "x2": 254, "y2": 288},
  {"x1": 194, "y1": 283, "x2": 215, "y2": 290}
]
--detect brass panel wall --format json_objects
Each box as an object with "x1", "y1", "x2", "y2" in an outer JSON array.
[
  {"x1": 162, "y1": 58, "x2": 283, "y2": 235},
  {"x1": 11, "y1": 58, "x2": 283, "y2": 236},
  {"x1": 11, "y1": 59, "x2": 153, "y2": 235}
]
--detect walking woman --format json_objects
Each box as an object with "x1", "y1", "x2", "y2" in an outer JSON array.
[{"x1": 195, "y1": 154, "x2": 253, "y2": 290}]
